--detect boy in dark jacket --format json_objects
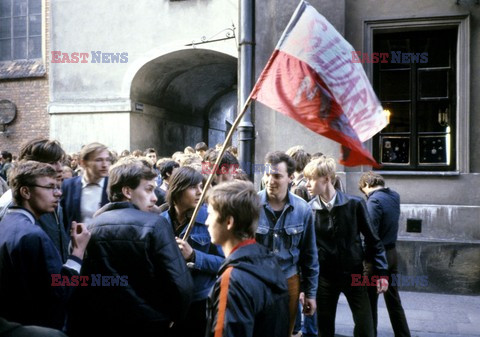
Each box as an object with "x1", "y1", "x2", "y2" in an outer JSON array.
[
  {"x1": 0, "y1": 161, "x2": 90, "y2": 329},
  {"x1": 359, "y1": 171, "x2": 411, "y2": 337},
  {"x1": 67, "y1": 157, "x2": 193, "y2": 337},
  {"x1": 304, "y1": 156, "x2": 389, "y2": 337},
  {"x1": 205, "y1": 180, "x2": 289, "y2": 337}
]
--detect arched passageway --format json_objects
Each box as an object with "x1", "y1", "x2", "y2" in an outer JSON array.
[{"x1": 130, "y1": 49, "x2": 237, "y2": 156}]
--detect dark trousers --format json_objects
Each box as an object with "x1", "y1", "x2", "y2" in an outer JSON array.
[
  {"x1": 368, "y1": 248, "x2": 411, "y2": 337},
  {"x1": 317, "y1": 274, "x2": 374, "y2": 337}
]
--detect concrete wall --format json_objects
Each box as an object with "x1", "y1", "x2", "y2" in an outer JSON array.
[
  {"x1": 254, "y1": 0, "x2": 480, "y2": 294},
  {"x1": 344, "y1": 0, "x2": 480, "y2": 294},
  {"x1": 49, "y1": 0, "x2": 237, "y2": 152}
]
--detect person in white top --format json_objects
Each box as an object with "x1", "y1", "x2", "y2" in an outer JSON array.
[{"x1": 61, "y1": 143, "x2": 111, "y2": 230}]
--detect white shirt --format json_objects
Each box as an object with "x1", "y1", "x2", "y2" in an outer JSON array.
[
  {"x1": 80, "y1": 176, "x2": 105, "y2": 223},
  {"x1": 320, "y1": 193, "x2": 337, "y2": 212}
]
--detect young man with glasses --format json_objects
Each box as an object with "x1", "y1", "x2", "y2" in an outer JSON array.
[
  {"x1": 0, "y1": 161, "x2": 90, "y2": 330},
  {"x1": 0, "y1": 138, "x2": 69, "y2": 261}
]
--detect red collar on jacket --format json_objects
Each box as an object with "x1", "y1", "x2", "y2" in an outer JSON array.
[{"x1": 230, "y1": 238, "x2": 256, "y2": 254}]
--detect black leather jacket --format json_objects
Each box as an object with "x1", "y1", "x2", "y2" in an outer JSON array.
[
  {"x1": 309, "y1": 191, "x2": 388, "y2": 277},
  {"x1": 67, "y1": 202, "x2": 193, "y2": 337}
]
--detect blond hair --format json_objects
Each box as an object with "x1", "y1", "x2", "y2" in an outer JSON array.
[{"x1": 304, "y1": 155, "x2": 337, "y2": 182}]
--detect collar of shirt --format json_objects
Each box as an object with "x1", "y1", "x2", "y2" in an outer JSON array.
[
  {"x1": 81, "y1": 175, "x2": 105, "y2": 189},
  {"x1": 320, "y1": 193, "x2": 337, "y2": 211}
]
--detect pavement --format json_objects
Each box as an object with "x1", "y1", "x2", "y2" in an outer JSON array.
[{"x1": 294, "y1": 291, "x2": 480, "y2": 337}]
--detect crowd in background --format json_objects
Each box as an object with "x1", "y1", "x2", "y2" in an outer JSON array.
[{"x1": 0, "y1": 138, "x2": 410, "y2": 337}]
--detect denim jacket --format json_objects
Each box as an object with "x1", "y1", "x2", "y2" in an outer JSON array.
[
  {"x1": 161, "y1": 205, "x2": 224, "y2": 301},
  {"x1": 256, "y1": 190, "x2": 319, "y2": 298}
]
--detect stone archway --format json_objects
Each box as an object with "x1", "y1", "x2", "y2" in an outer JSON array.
[{"x1": 130, "y1": 49, "x2": 237, "y2": 156}]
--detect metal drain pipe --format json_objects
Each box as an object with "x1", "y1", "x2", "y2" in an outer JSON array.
[{"x1": 238, "y1": 0, "x2": 255, "y2": 180}]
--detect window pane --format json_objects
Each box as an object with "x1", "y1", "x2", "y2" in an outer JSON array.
[
  {"x1": 418, "y1": 70, "x2": 448, "y2": 99},
  {"x1": 28, "y1": 0, "x2": 41, "y2": 15},
  {"x1": 13, "y1": 0, "x2": 27, "y2": 16},
  {"x1": 28, "y1": 35, "x2": 40, "y2": 58},
  {"x1": 0, "y1": 17, "x2": 10, "y2": 38},
  {"x1": 380, "y1": 136, "x2": 410, "y2": 165},
  {"x1": 417, "y1": 101, "x2": 450, "y2": 132},
  {"x1": 382, "y1": 102, "x2": 410, "y2": 132},
  {"x1": 377, "y1": 38, "x2": 411, "y2": 70},
  {"x1": 418, "y1": 135, "x2": 448, "y2": 165},
  {"x1": 380, "y1": 70, "x2": 410, "y2": 101},
  {"x1": 28, "y1": 14, "x2": 40, "y2": 35},
  {"x1": 0, "y1": 39, "x2": 11, "y2": 60},
  {"x1": 416, "y1": 32, "x2": 454, "y2": 68},
  {"x1": 13, "y1": 37, "x2": 26, "y2": 59},
  {"x1": 0, "y1": 0, "x2": 12, "y2": 18},
  {"x1": 13, "y1": 15, "x2": 26, "y2": 37}
]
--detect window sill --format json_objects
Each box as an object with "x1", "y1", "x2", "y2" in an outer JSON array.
[
  {"x1": 0, "y1": 59, "x2": 46, "y2": 80},
  {"x1": 374, "y1": 170, "x2": 460, "y2": 176}
]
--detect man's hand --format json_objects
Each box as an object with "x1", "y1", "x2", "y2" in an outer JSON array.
[
  {"x1": 377, "y1": 277, "x2": 389, "y2": 294},
  {"x1": 302, "y1": 297, "x2": 316, "y2": 316},
  {"x1": 176, "y1": 237, "x2": 193, "y2": 260},
  {"x1": 70, "y1": 221, "x2": 91, "y2": 259}
]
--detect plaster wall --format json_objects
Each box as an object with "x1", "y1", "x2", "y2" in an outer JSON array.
[
  {"x1": 49, "y1": 0, "x2": 237, "y2": 151},
  {"x1": 50, "y1": 111, "x2": 130, "y2": 153}
]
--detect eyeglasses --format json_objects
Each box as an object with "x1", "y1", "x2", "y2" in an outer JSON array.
[{"x1": 28, "y1": 184, "x2": 62, "y2": 192}]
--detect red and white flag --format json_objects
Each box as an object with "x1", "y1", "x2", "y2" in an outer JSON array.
[{"x1": 251, "y1": 0, "x2": 387, "y2": 167}]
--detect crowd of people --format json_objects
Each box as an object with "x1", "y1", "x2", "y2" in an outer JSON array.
[{"x1": 0, "y1": 138, "x2": 411, "y2": 337}]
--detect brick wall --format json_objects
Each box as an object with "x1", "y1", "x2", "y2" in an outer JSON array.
[{"x1": 0, "y1": 0, "x2": 50, "y2": 157}]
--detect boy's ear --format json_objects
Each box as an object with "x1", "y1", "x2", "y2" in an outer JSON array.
[
  {"x1": 19, "y1": 186, "x2": 31, "y2": 200},
  {"x1": 226, "y1": 215, "x2": 235, "y2": 231},
  {"x1": 122, "y1": 186, "x2": 132, "y2": 200}
]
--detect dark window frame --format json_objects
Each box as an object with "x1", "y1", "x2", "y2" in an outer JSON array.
[{"x1": 372, "y1": 28, "x2": 457, "y2": 171}]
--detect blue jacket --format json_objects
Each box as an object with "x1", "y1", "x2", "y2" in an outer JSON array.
[
  {"x1": 161, "y1": 205, "x2": 224, "y2": 301},
  {"x1": 256, "y1": 190, "x2": 319, "y2": 298},
  {"x1": 206, "y1": 241, "x2": 289, "y2": 337},
  {"x1": 61, "y1": 176, "x2": 109, "y2": 231},
  {"x1": 0, "y1": 207, "x2": 82, "y2": 329},
  {"x1": 0, "y1": 190, "x2": 69, "y2": 262},
  {"x1": 309, "y1": 191, "x2": 389, "y2": 277},
  {"x1": 366, "y1": 187, "x2": 401, "y2": 249}
]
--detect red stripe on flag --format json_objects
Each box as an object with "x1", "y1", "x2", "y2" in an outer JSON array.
[{"x1": 252, "y1": 50, "x2": 380, "y2": 168}]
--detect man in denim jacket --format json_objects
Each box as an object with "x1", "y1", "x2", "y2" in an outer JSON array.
[{"x1": 256, "y1": 151, "x2": 319, "y2": 335}]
